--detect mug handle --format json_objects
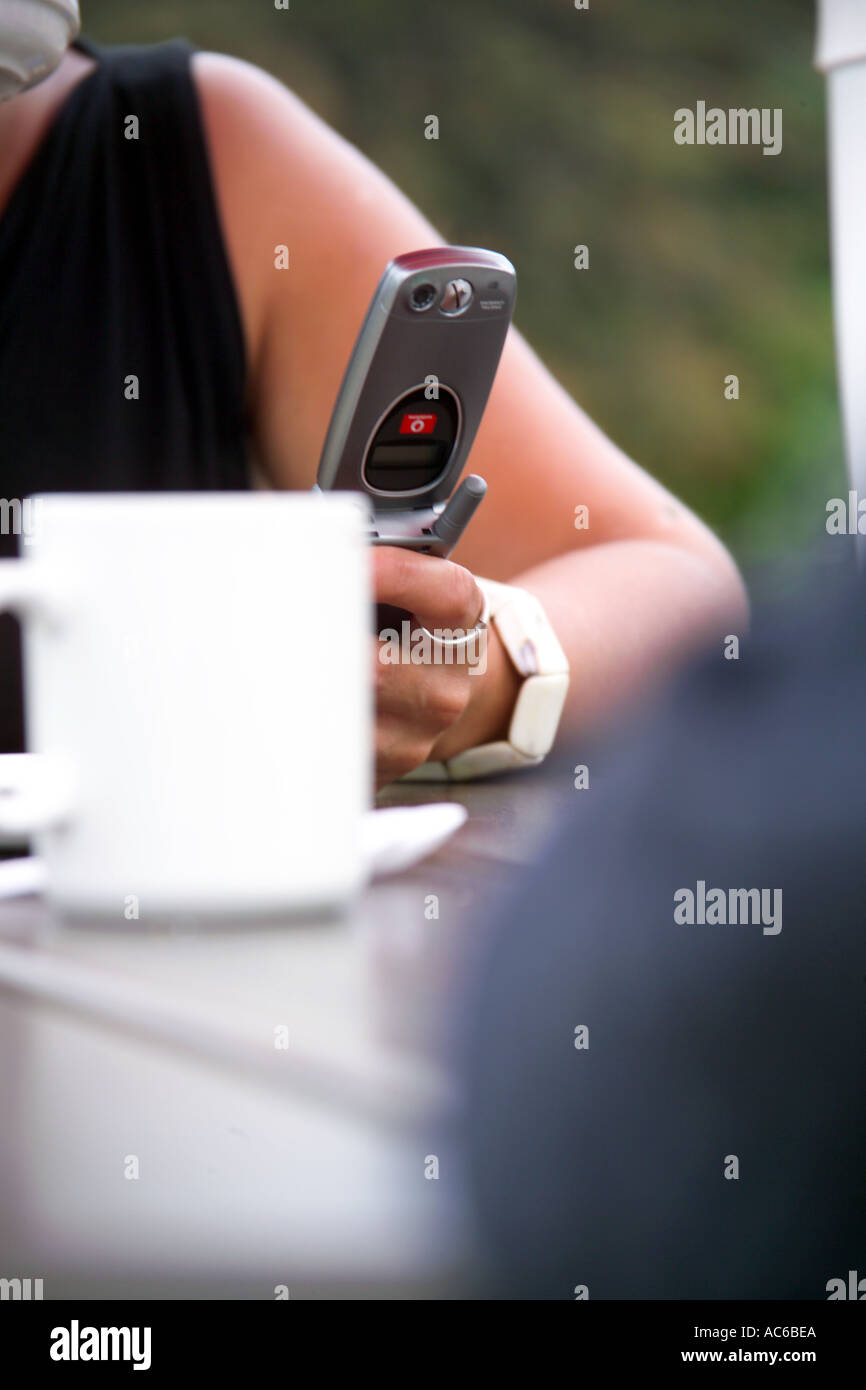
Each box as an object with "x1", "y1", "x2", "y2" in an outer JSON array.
[{"x1": 0, "y1": 560, "x2": 74, "y2": 841}]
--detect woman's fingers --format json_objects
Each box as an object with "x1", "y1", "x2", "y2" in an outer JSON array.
[
  {"x1": 373, "y1": 656, "x2": 470, "y2": 788},
  {"x1": 370, "y1": 547, "x2": 484, "y2": 788},
  {"x1": 372, "y1": 546, "x2": 484, "y2": 633}
]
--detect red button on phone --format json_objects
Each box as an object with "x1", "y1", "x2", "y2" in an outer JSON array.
[{"x1": 399, "y1": 412, "x2": 436, "y2": 435}]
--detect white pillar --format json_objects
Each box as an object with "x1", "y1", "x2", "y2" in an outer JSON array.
[{"x1": 816, "y1": 1, "x2": 866, "y2": 545}]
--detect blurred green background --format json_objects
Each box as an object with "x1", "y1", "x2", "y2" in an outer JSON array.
[{"x1": 81, "y1": 0, "x2": 839, "y2": 564}]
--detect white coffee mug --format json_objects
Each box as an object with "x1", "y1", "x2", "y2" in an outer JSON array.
[{"x1": 0, "y1": 492, "x2": 371, "y2": 919}]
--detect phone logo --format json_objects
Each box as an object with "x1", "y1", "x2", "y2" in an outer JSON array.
[{"x1": 399, "y1": 412, "x2": 436, "y2": 435}]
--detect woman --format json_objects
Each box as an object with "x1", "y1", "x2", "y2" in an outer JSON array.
[{"x1": 0, "y1": 8, "x2": 747, "y2": 787}]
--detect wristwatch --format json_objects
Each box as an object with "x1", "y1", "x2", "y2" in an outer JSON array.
[{"x1": 402, "y1": 576, "x2": 570, "y2": 781}]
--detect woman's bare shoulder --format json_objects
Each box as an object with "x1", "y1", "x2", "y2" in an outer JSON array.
[{"x1": 190, "y1": 51, "x2": 441, "y2": 485}]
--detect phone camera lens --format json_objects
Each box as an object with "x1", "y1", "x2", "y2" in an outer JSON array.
[{"x1": 409, "y1": 282, "x2": 437, "y2": 311}]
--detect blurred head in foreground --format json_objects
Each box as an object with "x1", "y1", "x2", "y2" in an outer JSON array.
[{"x1": 461, "y1": 559, "x2": 866, "y2": 1299}]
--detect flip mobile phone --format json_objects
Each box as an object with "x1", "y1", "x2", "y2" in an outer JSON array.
[{"x1": 316, "y1": 246, "x2": 516, "y2": 558}]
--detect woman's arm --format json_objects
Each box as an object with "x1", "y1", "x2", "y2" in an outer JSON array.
[{"x1": 194, "y1": 52, "x2": 747, "y2": 770}]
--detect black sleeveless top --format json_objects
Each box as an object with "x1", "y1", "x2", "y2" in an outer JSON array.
[{"x1": 0, "y1": 35, "x2": 249, "y2": 751}]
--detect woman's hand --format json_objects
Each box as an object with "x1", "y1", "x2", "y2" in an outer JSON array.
[{"x1": 372, "y1": 547, "x2": 521, "y2": 791}]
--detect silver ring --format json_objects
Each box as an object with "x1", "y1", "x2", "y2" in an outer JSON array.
[{"x1": 419, "y1": 592, "x2": 489, "y2": 648}]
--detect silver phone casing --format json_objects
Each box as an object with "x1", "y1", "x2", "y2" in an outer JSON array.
[{"x1": 316, "y1": 247, "x2": 516, "y2": 547}]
